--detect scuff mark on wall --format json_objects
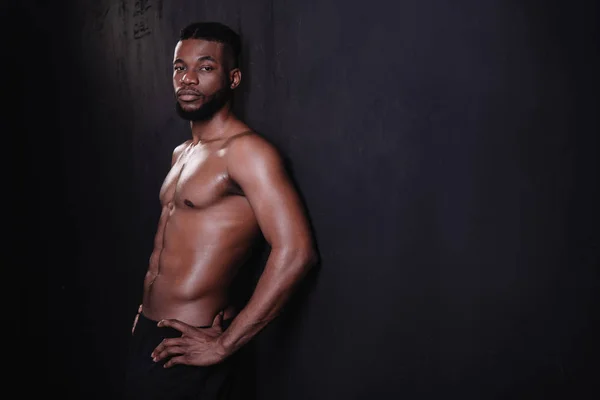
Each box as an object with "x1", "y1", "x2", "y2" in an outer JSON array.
[{"x1": 132, "y1": 0, "x2": 153, "y2": 39}]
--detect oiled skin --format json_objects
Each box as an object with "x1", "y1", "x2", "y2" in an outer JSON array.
[
  {"x1": 142, "y1": 134, "x2": 260, "y2": 326},
  {"x1": 135, "y1": 37, "x2": 317, "y2": 366}
]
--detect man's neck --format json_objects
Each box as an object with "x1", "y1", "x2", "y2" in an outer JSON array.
[{"x1": 189, "y1": 106, "x2": 236, "y2": 144}]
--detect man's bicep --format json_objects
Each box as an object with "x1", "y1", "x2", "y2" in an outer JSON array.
[{"x1": 229, "y1": 140, "x2": 312, "y2": 248}]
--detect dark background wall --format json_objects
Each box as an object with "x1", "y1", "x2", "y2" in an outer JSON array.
[{"x1": 10, "y1": 0, "x2": 599, "y2": 398}]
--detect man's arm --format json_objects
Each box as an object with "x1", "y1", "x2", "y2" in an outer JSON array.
[{"x1": 217, "y1": 134, "x2": 318, "y2": 355}]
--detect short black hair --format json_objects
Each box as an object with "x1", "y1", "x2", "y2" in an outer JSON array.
[{"x1": 179, "y1": 22, "x2": 241, "y2": 70}]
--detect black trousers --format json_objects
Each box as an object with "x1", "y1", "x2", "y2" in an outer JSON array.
[{"x1": 123, "y1": 312, "x2": 237, "y2": 400}]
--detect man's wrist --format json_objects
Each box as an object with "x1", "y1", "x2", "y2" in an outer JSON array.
[{"x1": 216, "y1": 333, "x2": 235, "y2": 358}]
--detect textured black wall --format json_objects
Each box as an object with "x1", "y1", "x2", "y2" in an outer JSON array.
[{"x1": 15, "y1": 0, "x2": 599, "y2": 399}]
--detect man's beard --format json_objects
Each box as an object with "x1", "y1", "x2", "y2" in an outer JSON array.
[{"x1": 175, "y1": 86, "x2": 233, "y2": 121}]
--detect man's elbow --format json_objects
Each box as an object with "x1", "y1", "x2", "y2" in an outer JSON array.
[
  {"x1": 300, "y1": 245, "x2": 319, "y2": 271},
  {"x1": 282, "y1": 244, "x2": 319, "y2": 274}
]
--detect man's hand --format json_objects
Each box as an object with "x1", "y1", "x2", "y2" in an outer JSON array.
[{"x1": 151, "y1": 311, "x2": 227, "y2": 367}]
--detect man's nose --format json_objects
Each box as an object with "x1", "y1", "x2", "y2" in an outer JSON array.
[{"x1": 181, "y1": 70, "x2": 199, "y2": 85}]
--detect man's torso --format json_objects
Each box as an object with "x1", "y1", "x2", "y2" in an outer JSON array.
[{"x1": 142, "y1": 132, "x2": 260, "y2": 326}]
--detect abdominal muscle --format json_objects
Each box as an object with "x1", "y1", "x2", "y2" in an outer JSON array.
[{"x1": 141, "y1": 199, "x2": 259, "y2": 327}]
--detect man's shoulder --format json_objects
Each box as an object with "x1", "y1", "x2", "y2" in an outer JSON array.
[
  {"x1": 170, "y1": 140, "x2": 192, "y2": 165},
  {"x1": 226, "y1": 130, "x2": 279, "y2": 156},
  {"x1": 173, "y1": 140, "x2": 192, "y2": 154},
  {"x1": 226, "y1": 131, "x2": 285, "y2": 174}
]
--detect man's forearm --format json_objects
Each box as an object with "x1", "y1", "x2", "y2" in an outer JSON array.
[{"x1": 217, "y1": 247, "x2": 316, "y2": 356}]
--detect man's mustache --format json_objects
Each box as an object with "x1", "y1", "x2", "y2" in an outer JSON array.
[{"x1": 177, "y1": 88, "x2": 203, "y2": 96}]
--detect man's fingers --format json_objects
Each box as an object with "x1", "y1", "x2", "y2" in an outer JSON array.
[
  {"x1": 212, "y1": 311, "x2": 224, "y2": 329},
  {"x1": 151, "y1": 337, "x2": 186, "y2": 358},
  {"x1": 153, "y1": 346, "x2": 186, "y2": 362},
  {"x1": 157, "y1": 318, "x2": 193, "y2": 334},
  {"x1": 163, "y1": 355, "x2": 187, "y2": 368}
]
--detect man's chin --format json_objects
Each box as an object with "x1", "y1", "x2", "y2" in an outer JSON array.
[
  {"x1": 176, "y1": 102, "x2": 211, "y2": 121},
  {"x1": 174, "y1": 88, "x2": 231, "y2": 121},
  {"x1": 178, "y1": 104, "x2": 202, "y2": 113}
]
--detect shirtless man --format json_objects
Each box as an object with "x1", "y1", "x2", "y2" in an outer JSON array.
[{"x1": 124, "y1": 22, "x2": 317, "y2": 399}]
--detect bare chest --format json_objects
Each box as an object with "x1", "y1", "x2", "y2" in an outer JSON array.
[{"x1": 159, "y1": 147, "x2": 241, "y2": 209}]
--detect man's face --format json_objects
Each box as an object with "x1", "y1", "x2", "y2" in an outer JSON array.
[{"x1": 172, "y1": 39, "x2": 232, "y2": 121}]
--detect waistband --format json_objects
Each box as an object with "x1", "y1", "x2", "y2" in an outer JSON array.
[{"x1": 138, "y1": 311, "x2": 233, "y2": 330}]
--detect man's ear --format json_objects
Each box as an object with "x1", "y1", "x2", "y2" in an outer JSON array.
[{"x1": 229, "y1": 68, "x2": 242, "y2": 89}]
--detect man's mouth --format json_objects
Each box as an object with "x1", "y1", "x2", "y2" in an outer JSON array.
[
  {"x1": 178, "y1": 94, "x2": 201, "y2": 101},
  {"x1": 177, "y1": 90, "x2": 202, "y2": 101}
]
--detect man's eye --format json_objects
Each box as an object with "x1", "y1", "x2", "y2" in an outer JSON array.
[
  {"x1": 174, "y1": 66, "x2": 184, "y2": 71},
  {"x1": 200, "y1": 66, "x2": 213, "y2": 71}
]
